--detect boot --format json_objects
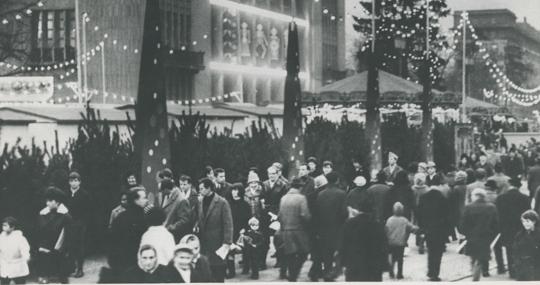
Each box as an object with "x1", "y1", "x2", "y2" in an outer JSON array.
[{"x1": 226, "y1": 259, "x2": 236, "y2": 279}]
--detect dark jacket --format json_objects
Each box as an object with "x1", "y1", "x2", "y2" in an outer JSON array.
[
  {"x1": 346, "y1": 186, "x2": 372, "y2": 214},
  {"x1": 383, "y1": 185, "x2": 415, "y2": 221},
  {"x1": 64, "y1": 188, "x2": 92, "y2": 225},
  {"x1": 495, "y1": 189, "x2": 530, "y2": 245},
  {"x1": 501, "y1": 155, "x2": 524, "y2": 179},
  {"x1": 529, "y1": 165, "x2": 540, "y2": 199},
  {"x1": 382, "y1": 165, "x2": 404, "y2": 183},
  {"x1": 163, "y1": 263, "x2": 208, "y2": 283},
  {"x1": 165, "y1": 197, "x2": 193, "y2": 241},
  {"x1": 244, "y1": 229, "x2": 264, "y2": 249},
  {"x1": 417, "y1": 189, "x2": 450, "y2": 244},
  {"x1": 340, "y1": 213, "x2": 387, "y2": 282},
  {"x1": 37, "y1": 207, "x2": 73, "y2": 252},
  {"x1": 197, "y1": 193, "x2": 233, "y2": 266},
  {"x1": 426, "y1": 173, "x2": 444, "y2": 187},
  {"x1": 512, "y1": 227, "x2": 540, "y2": 281},
  {"x1": 121, "y1": 265, "x2": 168, "y2": 283},
  {"x1": 367, "y1": 183, "x2": 390, "y2": 223},
  {"x1": 316, "y1": 184, "x2": 347, "y2": 252},
  {"x1": 109, "y1": 205, "x2": 148, "y2": 271},
  {"x1": 459, "y1": 199, "x2": 499, "y2": 261},
  {"x1": 278, "y1": 188, "x2": 311, "y2": 255},
  {"x1": 215, "y1": 182, "x2": 232, "y2": 198},
  {"x1": 262, "y1": 179, "x2": 288, "y2": 215},
  {"x1": 448, "y1": 182, "x2": 467, "y2": 228},
  {"x1": 227, "y1": 197, "x2": 251, "y2": 242}
]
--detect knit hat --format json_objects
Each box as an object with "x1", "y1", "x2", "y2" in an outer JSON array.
[
  {"x1": 174, "y1": 244, "x2": 194, "y2": 255},
  {"x1": 353, "y1": 176, "x2": 367, "y2": 187},
  {"x1": 307, "y1": 157, "x2": 318, "y2": 164},
  {"x1": 314, "y1": 175, "x2": 328, "y2": 189},
  {"x1": 247, "y1": 172, "x2": 260, "y2": 184},
  {"x1": 388, "y1": 152, "x2": 399, "y2": 160}
]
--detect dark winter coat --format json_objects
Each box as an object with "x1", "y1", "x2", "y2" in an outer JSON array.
[
  {"x1": 383, "y1": 185, "x2": 415, "y2": 221},
  {"x1": 262, "y1": 179, "x2": 289, "y2": 215},
  {"x1": 417, "y1": 189, "x2": 450, "y2": 245},
  {"x1": 163, "y1": 263, "x2": 208, "y2": 283},
  {"x1": 197, "y1": 193, "x2": 233, "y2": 267},
  {"x1": 315, "y1": 184, "x2": 347, "y2": 253},
  {"x1": 109, "y1": 205, "x2": 148, "y2": 271},
  {"x1": 278, "y1": 188, "x2": 311, "y2": 255},
  {"x1": 215, "y1": 182, "x2": 233, "y2": 199},
  {"x1": 382, "y1": 165, "x2": 403, "y2": 183},
  {"x1": 64, "y1": 188, "x2": 92, "y2": 225},
  {"x1": 501, "y1": 155, "x2": 524, "y2": 179},
  {"x1": 120, "y1": 265, "x2": 168, "y2": 283},
  {"x1": 366, "y1": 183, "x2": 390, "y2": 223},
  {"x1": 346, "y1": 186, "x2": 372, "y2": 214},
  {"x1": 227, "y1": 197, "x2": 251, "y2": 242},
  {"x1": 165, "y1": 197, "x2": 193, "y2": 241},
  {"x1": 340, "y1": 213, "x2": 387, "y2": 282},
  {"x1": 495, "y1": 189, "x2": 530, "y2": 245},
  {"x1": 448, "y1": 182, "x2": 467, "y2": 229},
  {"x1": 528, "y1": 165, "x2": 540, "y2": 199},
  {"x1": 511, "y1": 227, "x2": 540, "y2": 281},
  {"x1": 459, "y1": 200, "x2": 499, "y2": 261}
]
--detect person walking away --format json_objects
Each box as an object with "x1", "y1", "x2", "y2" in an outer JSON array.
[
  {"x1": 417, "y1": 185, "x2": 450, "y2": 281},
  {"x1": 412, "y1": 173, "x2": 429, "y2": 254},
  {"x1": 466, "y1": 169, "x2": 487, "y2": 204},
  {"x1": 163, "y1": 245, "x2": 204, "y2": 283},
  {"x1": 140, "y1": 208, "x2": 176, "y2": 266},
  {"x1": 346, "y1": 176, "x2": 371, "y2": 211},
  {"x1": 385, "y1": 202, "x2": 418, "y2": 279},
  {"x1": 383, "y1": 171, "x2": 415, "y2": 222},
  {"x1": 64, "y1": 171, "x2": 92, "y2": 278},
  {"x1": 529, "y1": 158, "x2": 540, "y2": 201},
  {"x1": 315, "y1": 172, "x2": 347, "y2": 281},
  {"x1": 160, "y1": 179, "x2": 193, "y2": 242},
  {"x1": 367, "y1": 171, "x2": 391, "y2": 224},
  {"x1": 178, "y1": 235, "x2": 212, "y2": 281},
  {"x1": 120, "y1": 245, "x2": 168, "y2": 283},
  {"x1": 36, "y1": 187, "x2": 73, "y2": 284},
  {"x1": 196, "y1": 178, "x2": 233, "y2": 282},
  {"x1": 488, "y1": 163, "x2": 510, "y2": 195},
  {"x1": 109, "y1": 187, "x2": 149, "y2": 276},
  {"x1": 448, "y1": 171, "x2": 468, "y2": 246},
  {"x1": 239, "y1": 218, "x2": 264, "y2": 280},
  {"x1": 511, "y1": 210, "x2": 540, "y2": 281},
  {"x1": 459, "y1": 188, "x2": 500, "y2": 281},
  {"x1": 0, "y1": 217, "x2": 30, "y2": 284},
  {"x1": 495, "y1": 177, "x2": 530, "y2": 278},
  {"x1": 225, "y1": 183, "x2": 250, "y2": 278},
  {"x1": 484, "y1": 180, "x2": 499, "y2": 204},
  {"x1": 278, "y1": 178, "x2": 311, "y2": 282},
  {"x1": 341, "y1": 205, "x2": 387, "y2": 281}
]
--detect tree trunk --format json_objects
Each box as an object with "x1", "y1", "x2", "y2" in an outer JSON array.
[{"x1": 366, "y1": 53, "x2": 382, "y2": 171}]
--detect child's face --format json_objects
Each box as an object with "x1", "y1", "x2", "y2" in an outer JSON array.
[
  {"x1": 2, "y1": 223, "x2": 13, "y2": 234},
  {"x1": 187, "y1": 240, "x2": 200, "y2": 256},
  {"x1": 174, "y1": 251, "x2": 193, "y2": 270},
  {"x1": 522, "y1": 218, "x2": 535, "y2": 231},
  {"x1": 250, "y1": 223, "x2": 259, "y2": 231}
]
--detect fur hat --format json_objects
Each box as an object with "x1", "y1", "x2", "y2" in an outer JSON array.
[
  {"x1": 247, "y1": 172, "x2": 260, "y2": 184},
  {"x1": 353, "y1": 176, "x2": 367, "y2": 187}
]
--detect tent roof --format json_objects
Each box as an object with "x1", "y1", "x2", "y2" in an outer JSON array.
[
  {"x1": 317, "y1": 70, "x2": 441, "y2": 95},
  {"x1": 464, "y1": 97, "x2": 500, "y2": 110}
]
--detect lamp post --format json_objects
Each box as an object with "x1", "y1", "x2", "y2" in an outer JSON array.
[
  {"x1": 82, "y1": 13, "x2": 88, "y2": 102},
  {"x1": 74, "y1": 0, "x2": 82, "y2": 104},
  {"x1": 461, "y1": 11, "x2": 467, "y2": 123}
]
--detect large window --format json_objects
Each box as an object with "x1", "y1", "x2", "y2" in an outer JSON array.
[
  {"x1": 160, "y1": 0, "x2": 191, "y2": 49},
  {"x1": 31, "y1": 10, "x2": 75, "y2": 64}
]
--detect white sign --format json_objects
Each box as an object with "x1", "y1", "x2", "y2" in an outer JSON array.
[{"x1": 0, "y1": 76, "x2": 54, "y2": 102}]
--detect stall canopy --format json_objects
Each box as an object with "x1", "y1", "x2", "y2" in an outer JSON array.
[{"x1": 302, "y1": 70, "x2": 460, "y2": 107}]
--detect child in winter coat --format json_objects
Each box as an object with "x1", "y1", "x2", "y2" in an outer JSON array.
[
  {"x1": 0, "y1": 217, "x2": 31, "y2": 284},
  {"x1": 239, "y1": 217, "x2": 264, "y2": 279},
  {"x1": 178, "y1": 234, "x2": 212, "y2": 281},
  {"x1": 385, "y1": 202, "x2": 418, "y2": 279}
]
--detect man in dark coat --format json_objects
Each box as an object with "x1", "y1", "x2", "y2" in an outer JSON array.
[
  {"x1": 346, "y1": 176, "x2": 371, "y2": 212},
  {"x1": 178, "y1": 175, "x2": 199, "y2": 228},
  {"x1": 159, "y1": 179, "x2": 193, "y2": 242},
  {"x1": 417, "y1": 185, "x2": 450, "y2": 281},
  {"x1": 121, "y1": 245, "x2": 168, "y2": 283},
  {"x1": 495, "y1": 177, "x2": 530, "y2": 278},
  {"x1": 340, "y1": 204, "x2": 387, "y2": 281},
  {"x1": 262, "y1": 165, "x2": 288, "y2": 267},
  {"x1": 383, "y1": 171, "x2": 415, "y2": 222},
  {"x1": 367, "y1": 171, "x2": 390, "y2": 224},
  {"x1": 64, "y1": 171, "x2": 92, "y2": 278},
  {"x1": 528, "y1": 158, "x2": 540, "y2": 200},
  {"x1": 278, "y1": 178, "x2": 311, "y2": 282},
  {"x1": 382, "y1": 152, "x2": 404, "y2": 184},
  {"x1": 459, "y1": 188, "x2": 500, "y2": 281},
  {"x1": 315, "y1": 172, "x2": 348, "y2": 281},
  {"x1": 109, "y1": 187, "x2": 149, "y2": 275},
  {"x1": 214, "y1": 168, "x2": 233, "y2": 198},
  {"x1": 196, "y1": 178, "x2": 233, "y2": 283},
  {"x1": 426, "y1": 161, "x2": 444, "y2": 187},
  {"x1": 501, "y1": 148, "x2": 524, "y2": 180},
  {"x1": 36, "y1": 187, "x2": 73, "y2": 284}
]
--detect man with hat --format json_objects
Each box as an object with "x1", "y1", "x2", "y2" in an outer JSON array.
[
  {"x1": 64, "y1": 171, "x2": 92, "y2": 278},
  {"x1": 495, "y1": 177, "x2": 530, "y2": 278},
  {"x1": 383, "y1": 152, "x2": 403, "y2": 184},
  {"x1": 36, "y1": 187, "x2": 73, "y2": 284}
]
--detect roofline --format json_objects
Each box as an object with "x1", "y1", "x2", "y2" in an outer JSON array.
[
  {"x1": 0, "y1": 107, "x2": 58, "y2": 121},
  {"x1": 216, "y1": 105, "x2": 284, "y2": 117}
]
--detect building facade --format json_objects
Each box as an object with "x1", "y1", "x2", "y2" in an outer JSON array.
[{"x1": 1, "y1": 0, "x2": 346, "y2": 105}]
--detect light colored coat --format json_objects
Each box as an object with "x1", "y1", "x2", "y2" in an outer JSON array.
[
  {"x1": 140, "y1": 226, "x2": 176, "y2": 266},
  {"x1": 0, "y1": 230, "x2": 30, "y2": 278}
]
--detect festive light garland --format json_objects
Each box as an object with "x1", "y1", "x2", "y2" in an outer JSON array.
[{"x1": 0, "y1": 0, "x2": 45, "y2": 25}]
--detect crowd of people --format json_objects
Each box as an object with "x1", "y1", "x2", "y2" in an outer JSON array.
[{"x1": 1, "y1": 140, "x2": 540, "y2": 284}]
